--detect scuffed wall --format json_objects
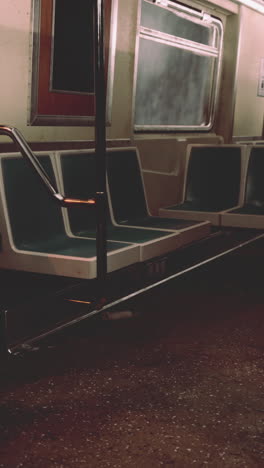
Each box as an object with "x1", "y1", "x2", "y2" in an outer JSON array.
[
  {"x1": 1, "y1": 0, "x2": 264, "y2": 144},
  {"x1": 0, "y1": 0, "x2": 135, "y2": 142}
]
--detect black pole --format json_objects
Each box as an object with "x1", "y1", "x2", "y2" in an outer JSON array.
[
  {"x1": 94, "y1": 0, "x2": 107, "y2": 285},
  {"x1": 0, "y1": 309, "x2": 10, "y2": 360}
]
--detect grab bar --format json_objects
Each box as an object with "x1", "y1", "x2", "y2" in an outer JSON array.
[{"x1": 0, "y1": 125, "x2": 95, "y2": 207}]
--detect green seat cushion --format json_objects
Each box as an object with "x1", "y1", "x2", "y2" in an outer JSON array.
[
  {"x1": 19, "y1": 235, "x2": 127, "y2": 256},
  {"x1": 2, "y1": 156, "x2": 133, "y2": 257},
  {"x1": 2, "y1": 156, "x2": 64, "y2": 249},
  {"x1": 244, "y1": 147, "x2": 264, "y2": 209},
  {"x1": 76, "y1": 226, "x2": 175, "y2": 243},
  {"x1": 60, "y1": 152, "x2": 183, "y2": 241},
  {"x1": 229, "y1": 204, "x2": 264, "y2": 216},
  {"x1": 183, "y1": 146, "x2": 241, "y2": 211},
  {"x1": 107, "y1": 149, "x2": 207, "y2": 228},
  {"x1": 165, "y1": 201, "x2": 229, "y2": 212},
  {"x1": 117, "y1": 216, "x2": 204, "y2": 229},
  {"x1": 107, "y1": 149, "x2": 149, "y2": 224},
  {"x1": 226, "y1": 147, "x2": 264, "y2": 216}
]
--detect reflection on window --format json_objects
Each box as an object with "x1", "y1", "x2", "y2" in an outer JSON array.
[{"x1": 134, "y1": 0, "x2": 223, "y2": 131}]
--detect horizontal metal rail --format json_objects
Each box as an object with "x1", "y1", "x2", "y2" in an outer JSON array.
[
  {"x1": 0, "y1": 125, "x2": 96, "y2": 207},
  {"x1": 6, "y1": 229, "x2": 264, "y2": 355}
]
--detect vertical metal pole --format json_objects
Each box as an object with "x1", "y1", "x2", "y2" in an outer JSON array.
[
  {"x1": 94, "y1": 0, "x2": 107, "y2": 284},
  {"x1": 0, "y1": 309, "x2": 10, "y2": 360}
]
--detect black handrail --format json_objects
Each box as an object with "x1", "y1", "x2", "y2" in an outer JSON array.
[{"x1": 94, "y1": 0, "x2": 107, "y2": 283}]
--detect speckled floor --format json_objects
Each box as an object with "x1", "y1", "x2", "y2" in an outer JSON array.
[{"x1": 1, "y1": 243, "x2": 264, "y2": 468}]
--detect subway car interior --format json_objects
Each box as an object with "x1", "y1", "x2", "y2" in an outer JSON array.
[{"x1": 1, "y1": 0, "x2": 264, "y2": 466}]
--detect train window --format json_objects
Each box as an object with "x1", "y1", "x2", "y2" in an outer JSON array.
[
  {"x1": 29, "y1": 0, "x2": 116, "y2": 126},
  {"x1": 51, "y1": 0, "x2": 95, "y2": 94},
  {"x1": 133, "y1": 0, "x2": 223, "y2": 132}
]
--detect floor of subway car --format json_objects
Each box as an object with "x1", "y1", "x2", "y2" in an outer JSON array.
[{"x1": 1, "y1": 240, "x2": 264, "y2": 467}]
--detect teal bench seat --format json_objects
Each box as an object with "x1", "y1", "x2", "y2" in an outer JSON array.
[
  {"x1": 56, "y1": 151, "x2": 182, "y2": 260},
  {"x1": 159, "y1": 145, "x2": 245, "y2": 225},
  {"x1": 56, "y1": 150, "x2": 210, "y2": 260},
  {"x1": 0, "y1": 154, "x2": 140, "y2": 279},
  {"x1": 105, "y1": 148, "x2": 211, "y2": 242},
  {"x1": 221, "y1": 146, "x2": 264, "y2": 229}
]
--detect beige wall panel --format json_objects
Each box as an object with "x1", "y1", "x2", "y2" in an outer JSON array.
[
  {"x1": 215, "y1": 12, "x2": 239, "y2": 142},
  {"x1": 0, "y1": 0, "x2": 95, "y2": 141},
  {"x1": 0, "y1": 0, "x2": 135, "y2": 143},
  {"x1": 2, "y1": 0, "x2": 264, "y2": 145},
  {"x1": 233, "y1": 6, "x2": 264, "y2": 137},
  {"x1": 142, "y1": 172, "x2": 181, "y2": 216},
  {"x1": 110, "y1": 0, "x2": 138, "y2": 139}
]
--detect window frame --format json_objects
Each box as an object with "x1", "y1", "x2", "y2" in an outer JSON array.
[
  {"x1": 28, "y1": 0, "x2": 117, "y2": 126},
  {"x1": 132, "y1": 0, "x2": 224, "y2": 132}
]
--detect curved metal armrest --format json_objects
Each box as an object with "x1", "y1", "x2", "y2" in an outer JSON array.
[
  {"x1": 62, "y1": 197, "x2": 96, "y2": 207},
  {"x1": 0, "y1": 125, "x2": 95, "y2": 208}
]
